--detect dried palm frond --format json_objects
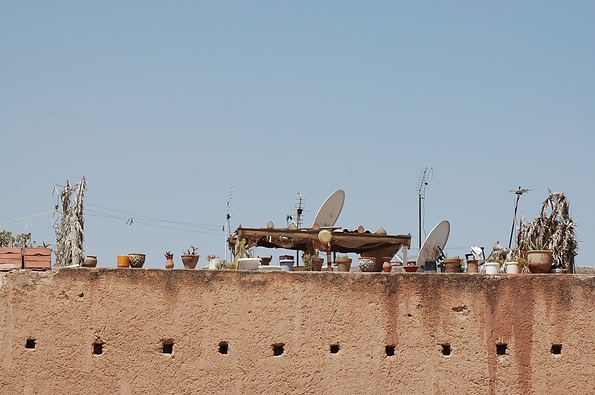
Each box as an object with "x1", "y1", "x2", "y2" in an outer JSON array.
[
  {"x1": 513, "y1": 190, "x2": 578, "y2": 272},
  {"x1": 54, "y1": 177, "x2": 86, "y2": 267}
]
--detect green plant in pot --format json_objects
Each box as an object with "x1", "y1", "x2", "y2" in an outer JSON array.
[
  {"x1": 526, "y1": 241, "x2": 553, "y2": 273},
  {"x1": 181, "y1": 245, "x2": 200, "y2": 269},
  {"x1": 235, "y1": 238, "x2": 260, "y2": 270},
  {"x1": 302, "y1": 251, "x2": 324, "y2": 271}
]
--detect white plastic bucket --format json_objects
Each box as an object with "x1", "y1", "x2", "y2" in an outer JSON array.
[
  {"x1": 505, "y1": 262, "x2": 519, "y2": 274},
  {"x1": 484, "y1": 262, "x2": 500, "y2": 274}
]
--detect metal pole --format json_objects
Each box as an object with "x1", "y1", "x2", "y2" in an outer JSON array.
[{"x1": 418, "y1": 195, "x2": 422, "y2": 250}]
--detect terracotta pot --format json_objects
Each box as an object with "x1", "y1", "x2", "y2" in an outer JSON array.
[
  {"x1": 443, "y1": 258, "x2": 461, "y2": 273},
  {"x1": 466, "y1": 260, "x2": 479, "y2": 273},
  {"x1": 181, "y1": 254, "x2": 200, "y2": 269},
  {"x1": 165, "y1": 258, "x2": 174, "y2": 269},
  {"x1": 527, "y1": 250, "x2": 553, "y2": 273},
  {"x1": 258, "y1": 256, "x2": 272, "y2": 266},
  {"x1": 82, "y1": 255, "x2": 98, "y2": 268},
  {"x1": 312, "y1": 257, "x2": 324, "y2": 271},
  {"x1": 382, "y1": 257, "x2": 392, "y2": 273},
  {"x1": 335, "y1": 258, "x2": 352, "y2": 272},
  {"x1": 403, "y1": 265, "x2": 419, "y2": 273}
]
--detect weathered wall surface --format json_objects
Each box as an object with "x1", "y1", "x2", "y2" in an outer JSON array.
[{"x1": 1, "y1": 269, "x2": 595, "y2": 394}]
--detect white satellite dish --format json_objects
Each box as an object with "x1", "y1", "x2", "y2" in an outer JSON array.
[
  {"x1": 312, "y1": 190, "x2": 345, "y2": 227},
  {"x1": 416, "y1": 220, "x2": 450, "y2": 266}
]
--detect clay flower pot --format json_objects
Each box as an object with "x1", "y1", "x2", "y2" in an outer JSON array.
[
  {"x1": 181, "y1": 254, "x2": 200, "y2": 269},
  {"x1": 312, "y1": 257, "x2": 325, "y2": 271},
  {"x1": 403, "y1": 265, "x2": 419, "y2": 273},
  {"x1": 258, "y1": 256, "x2": 272, "y2": 266},
  {"x1": 335, "y1": 257, "x2": 352, "y2": 272},
  {"x1": 82, "y1": 255, "x2": 98, "y2": 268},
  {"x1": 382, "y1": 257, "x2": 392, "y2": 273},
  {"x1": 443, "y1": 258, "x2": 461, "y2": 273},
  {"x1": 466, "y1": 259, "x2": 479, "y2": 273},
  {"x1": 527, "y1": 250, "x2": 553, "y2": 273}
]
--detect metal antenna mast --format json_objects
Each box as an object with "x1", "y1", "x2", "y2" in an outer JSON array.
[
  {"x1": 416, "y1": 166, "x2": 433, "y2": 250},
  {"x1": 508, "y1": 186, "x2": 531, "y2": 248},
  {"x1": 225, "y1": 184, "x2": 233, "y2": 261},
  {"x1": 295, "y1": 193, "x2": 305, "y2": 228}
]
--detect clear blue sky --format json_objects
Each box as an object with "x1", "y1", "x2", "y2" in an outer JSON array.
[{"x1": 1, "y1": 1, "x2": 593, "y2": 268}]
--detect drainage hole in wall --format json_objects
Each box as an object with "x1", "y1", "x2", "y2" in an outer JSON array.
[
  {"x1": 551, "y1": 344, "x2": 562, "y2": 355},
  {"x1": 441, "y1": 344, "x2": 451, "y2": 356},
  {"x1": 330, "y1": 344, "x2": 340, "y2": 354},
  {"x1": 25, "y1": 339, "x2": 36, "y2": 349},
  {"x1": 273, "y1": 343, "x2": 285, "y2": 356},
  {"x1": 219, "y1": 342, "x2": 229, "y2": 355},
  {"x1": 93, "y1": 342, "x2": 103, "y2": 355},
  {"x1": 496, "y1": 344, "x2": 507, "y2": 356},
  {"x1": 162, "y1": 341, "x2": 173, "y2": 354},
  {"x1": 385, "y1": 345, "x2": 395, "y2": 357}
]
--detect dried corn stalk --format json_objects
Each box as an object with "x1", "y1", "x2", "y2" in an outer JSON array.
[
  {"x1": 54, "y1": 177, "x2": 86, "y2": 267},
  {"x1": 513, "y1": 190, "x2": 578, "y2": 273}
]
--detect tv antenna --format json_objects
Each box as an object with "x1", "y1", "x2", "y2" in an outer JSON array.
[
  {"x1": 287, "y1": 193, "x2": 306, "y2": 228},
  {"x1": 295, "y1": 193, "x2": 305, "y2": 228},
  {"x1": 508, "y1": 186, "x2": 531, "y2": 248},
  {"x1": 416, "y1": 166, "x2": 433, "y2": 250}
]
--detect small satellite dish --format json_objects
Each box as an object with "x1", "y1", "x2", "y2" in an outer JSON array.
[
  {"x1": 416, "y1": 220, "x2": 450, "y2": 266},
  {"x1": 312, "y1": 190, "x2": 345, "y2": 227}
]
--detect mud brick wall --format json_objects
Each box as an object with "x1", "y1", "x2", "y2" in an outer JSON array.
[{"x1": 1, "y1": 269, "x2": 594, "y2": 394}]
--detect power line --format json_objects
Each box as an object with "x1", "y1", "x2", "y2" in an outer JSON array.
[{"x1": 86, "y1": 204, "x2": 221, "y2": 231}]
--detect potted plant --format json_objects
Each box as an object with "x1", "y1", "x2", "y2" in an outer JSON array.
[
  {"x1": 24, "y1": 239, "x2": 52, "y2": 270},
  {"x1": 302, "y1": 252, "x2": 324, "y2": 271},
  {"x1": 236, "y1": 239, "x2": 260, "y2": 270},
  {"x1": 466, "y1": 258, "x2": 479, "y2": 273},
  {"x1": 526, "y1": 241, "x2": 553, "y2": 274},
  {"x1": 335, "y1": 255, "x2": 352, "y2": 272},
  {"x1": 206, "y1": 254, "x2": 221, "y2": 270},
  {"x1": 0, "y1": 230, "x2": 23, "y2": 270},
  {"x1": 181, "y1": 245, "x2": 200, "y2": 269},
  {"x1": 164, "y1": 251, "x2": 174, "y2": 269},
  {"x1": 484, "y1": 259, "x2": 502, "y2": 274},
  {"x1": 443, "y1": 256, "x2": 462, "y2": 273},
  {"x1": 513, "y1": 190, "x2": 578, "y2": 273},
  {"x1": 215, "y1": 260, "x2": 236, "y2": 270}
]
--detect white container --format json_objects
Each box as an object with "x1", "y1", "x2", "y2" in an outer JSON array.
[
  {"x1": 484, "y1": 262, "x2": 500, "y2": 274},
  {"x1": 238, "y1": 258, "x2": 260, "y2": 270},
  {"x1": 505, "y1": 262, "x2": 519, "y2": 274}
]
